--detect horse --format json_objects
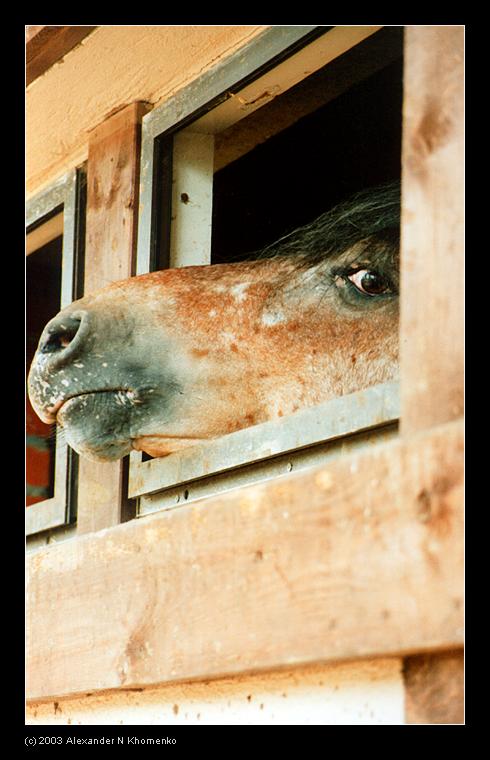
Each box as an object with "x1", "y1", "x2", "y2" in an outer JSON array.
[{"x1": 28, "y1": 182, "x2": 400, "y2": 462}]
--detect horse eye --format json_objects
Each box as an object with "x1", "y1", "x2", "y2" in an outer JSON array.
[{"x1": 347, "y1": 269, "x2": 390, "y2": 296}]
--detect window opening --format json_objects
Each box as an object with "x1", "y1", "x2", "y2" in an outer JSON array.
[
  {"x1": 212, "y1": 45, "x2": 402, "y2": 263},
  {"x1": 130, "y1": 26, "x2": 403, "y2": 511},
  {"x1": 26, "y1": 235, "x2": 63, "y2": 506},
  {"x1": 26, "y1": 168, "x2": 86, "y2": 538}
]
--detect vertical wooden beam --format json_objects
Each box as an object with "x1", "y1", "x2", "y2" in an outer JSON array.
[
  {"x1": 400, "y1": 26, "x2": 464, "y2": 431},
  {"x1": 403, "y1": 650, "x2": 464, "y2": 725},
  {"x1": 77, "y1": 102, "x2": 150, "y2": 534},
  {"x1": 400, "y1": 26, "x2": 464, "y2": 724}
]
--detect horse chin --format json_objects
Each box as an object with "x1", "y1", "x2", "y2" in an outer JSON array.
[
  {"x1": 58, "y1": 394, "x2": 133, "y2": 462},
  {"x1": 66, "y1": 434, "x2": 132, "y2": 462},
  {"x1": 58, "y1": 394, "x2": 208, "y2": 460}
]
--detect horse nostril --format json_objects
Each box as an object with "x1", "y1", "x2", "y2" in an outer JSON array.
[{"x1": 40, "y1": 315, "x2": 83, "y2": 355}]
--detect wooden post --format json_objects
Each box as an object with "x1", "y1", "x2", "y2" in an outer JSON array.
[
  {"x1": 400, "y1": 26, "x2": 464, "y2": 724},
  {"x1": 403, "y1": 650, "x2": 464, "y2": 725},
  {"x1": 76, "y1": 102, "x2": 150, "y2": 534}
]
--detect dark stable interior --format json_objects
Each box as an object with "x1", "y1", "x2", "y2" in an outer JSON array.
[{"x1": 211, "y1": 28, "x2": 403, "y2": 264}]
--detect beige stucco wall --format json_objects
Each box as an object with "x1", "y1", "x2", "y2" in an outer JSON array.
[
  {"x1": 27, "y1": 658, "x2": 404, "y2": 725},
  {"x1": 26, "y1": 25, "x2": 266, "y2": 197}
]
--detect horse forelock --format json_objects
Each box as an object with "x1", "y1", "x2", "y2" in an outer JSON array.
[{"x1": 250, "y1": 180, "x2": 401, "y2": 271}]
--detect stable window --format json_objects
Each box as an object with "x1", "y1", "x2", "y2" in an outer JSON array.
[
  {"x1": 129, "y1": 26, "x2": 404, "y2": 514},
  {"x1": 26, "y1": 168, "x2": 86, "y2": 537}
]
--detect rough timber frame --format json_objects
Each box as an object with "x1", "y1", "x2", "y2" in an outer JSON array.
[{"x1": 26, "y1": 26, "x2": 464, "y2": 722}]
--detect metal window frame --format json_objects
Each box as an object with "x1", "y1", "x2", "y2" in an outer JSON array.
[
  {"x1": 131, "y1": 383, "x2": 399, "y2": 515},
  {"x1": 129, "y1": 25, "x2": 400, "y2": 511},
  {"x1": 26, "y1": 168, "x2": 86, "y2": 536},
  {"x1": 135, "y1": 25, "x2": 327, "y2": 274}
]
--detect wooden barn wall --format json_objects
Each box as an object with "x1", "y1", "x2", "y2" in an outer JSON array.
[{"x1": 26, "y1": 25, "x2": 464, "y2": 725}]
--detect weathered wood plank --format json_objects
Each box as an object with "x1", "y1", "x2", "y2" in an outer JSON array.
[
  {"x1": 76, "y1": 102, "x2": 149, "y2": 534},
  {"x1": 403, "y1": 650, "x2": 464, "y2": 724},
  {"x1": 26, "y1": 26, "x2": 46, "y2": 45},
  {"x1": 84, "y1": 102, "x2": 149, "y2": 291},
  {"x1": 400, "y1": 25, "x2": 464, "y2": 724},
  {"x1": 26, "y1": 26, "x2": 97, "y2": 86},
  {"x1": 400, "y1": 26, "x2": 464, "y2": 433},
  {"x1": 27, "y1": 419, "x2": 463, "y2": 701}
]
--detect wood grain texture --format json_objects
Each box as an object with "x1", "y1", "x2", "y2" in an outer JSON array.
[
  {"x1": 26, "y1": 26, "x2": 46, "y2": 45},
  {"x1": 400, "y1": 26, "x2": 465, "y2": 724},
  {"x1": 76, "y1": 103, "x2": 149, "y2": 534},
  {"x1": 400, "y1": 26, "x2": 464, "y2": 434},
  {"x1": 27, "y1": 419, "x2": 463, "y2": 701},
  {"x1": 26, "y1": 26, "x2": 97, "y2": 86},
  {"x1": 84, "y1": 102, "x2": 149, "y2": 291}
]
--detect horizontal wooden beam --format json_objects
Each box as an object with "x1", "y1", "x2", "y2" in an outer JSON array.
[
  {"x1": 27, "y1": 419, "x2": 463, "y2": 702},
  {"x1": 26, "y1": 26, "x2": 45, "y2": 45},
  {"x1": 26, "y1": 26, "x2": 97, "y2": 86}
]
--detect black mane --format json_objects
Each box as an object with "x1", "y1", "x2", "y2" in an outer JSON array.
[{"x1": 255, "y1": 181, "x2": 400, "y2": 268}]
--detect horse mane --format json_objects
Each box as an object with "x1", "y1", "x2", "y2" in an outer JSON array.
[{"x1": 252, "y1": 180, "x2": 400, "y2": 269}]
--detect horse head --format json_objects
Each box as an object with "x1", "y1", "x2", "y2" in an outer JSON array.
[{"x1": 28, "y1": 182, "x2": 400, "y2": 461}]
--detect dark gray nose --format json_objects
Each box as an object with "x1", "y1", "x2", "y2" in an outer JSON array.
[{"x1": 38, "y1": 310, "x2": 89, "y2": 367}]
